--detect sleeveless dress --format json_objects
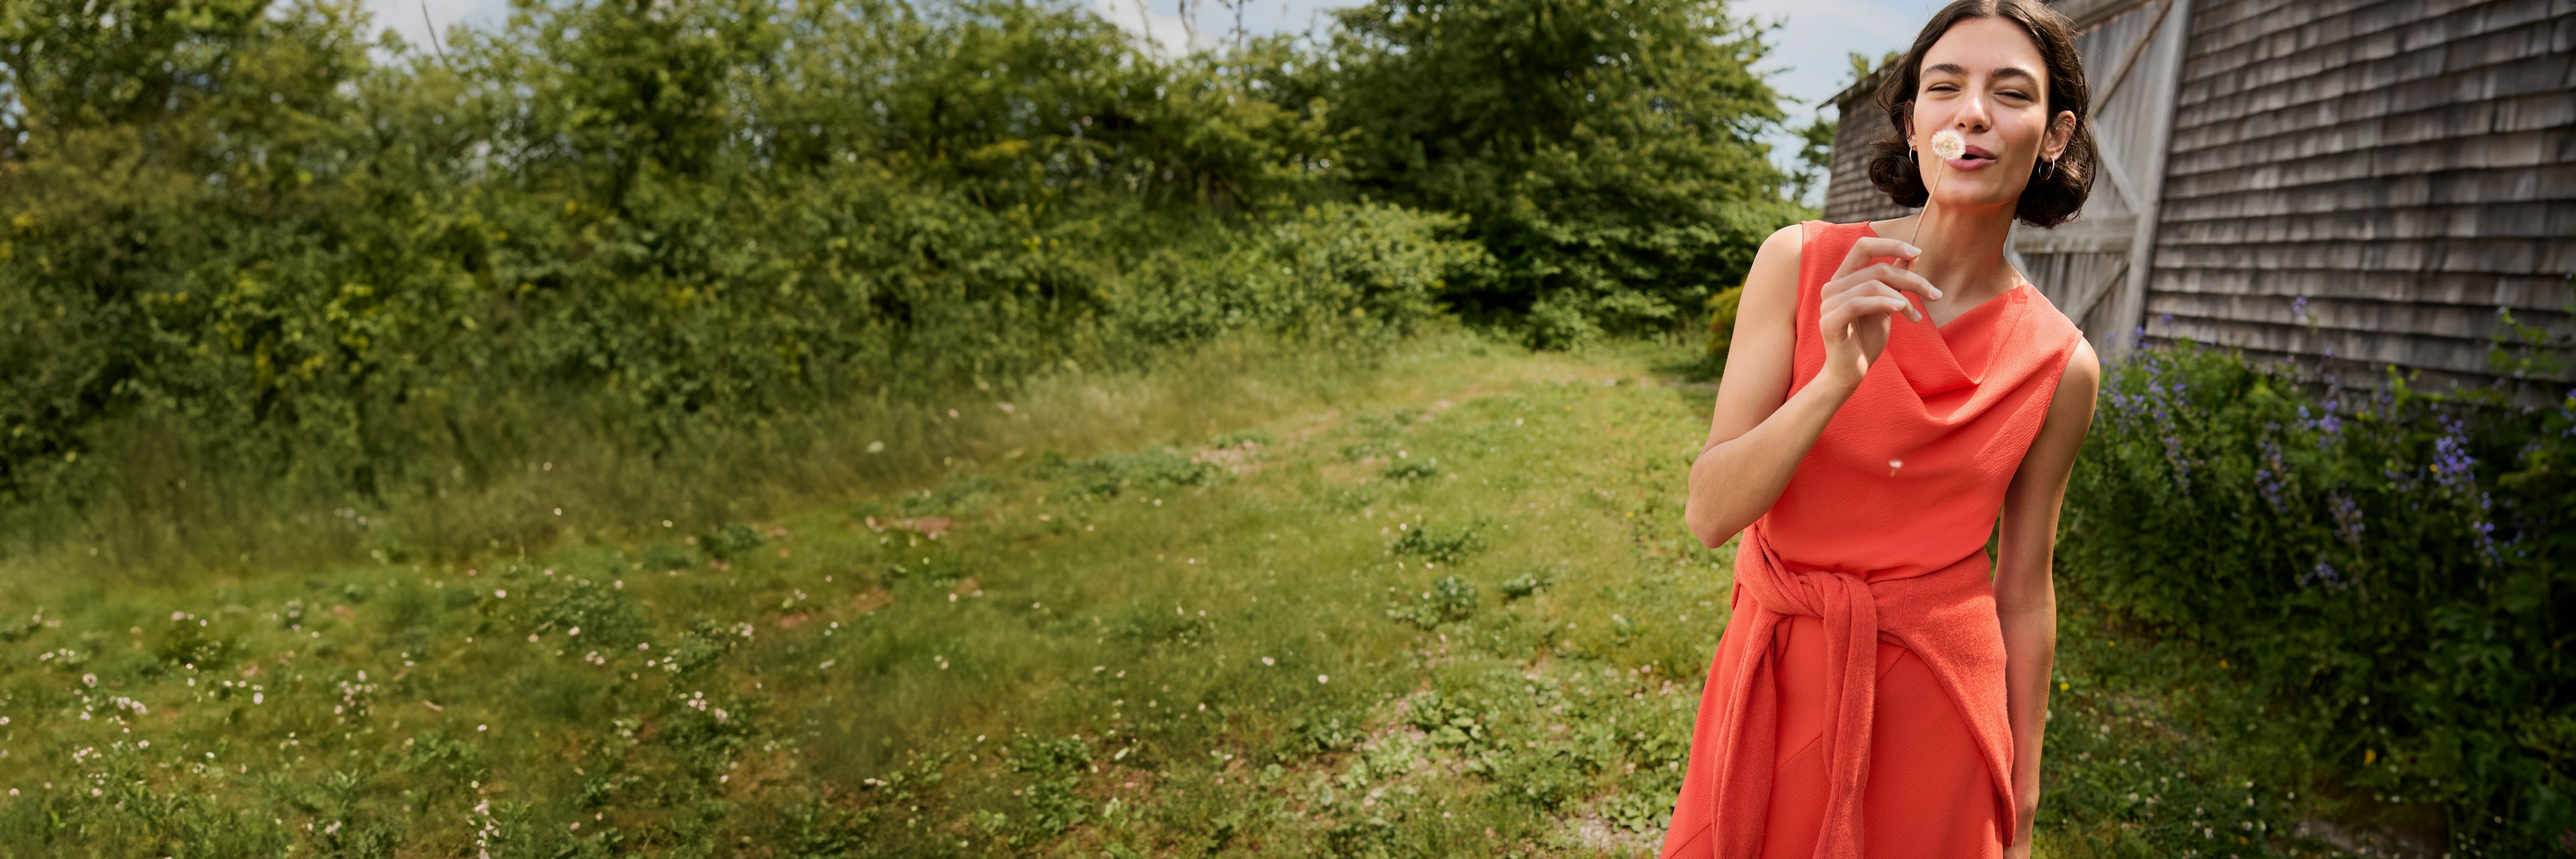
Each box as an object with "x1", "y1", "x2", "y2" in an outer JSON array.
[{"x1": 1658, "y1": 220, "x2": 2085, "y2": 859}]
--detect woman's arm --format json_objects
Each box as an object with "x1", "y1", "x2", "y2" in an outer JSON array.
[
  {"x1": 1682, "y1": 224, "x2": 1938, "y2": 549},
  {"x1": 1993, "y1": 336, "x2": 2100, "y2": 856}
]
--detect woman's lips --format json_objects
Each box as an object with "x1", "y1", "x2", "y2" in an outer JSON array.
[{"x1": 1945, "y1": 144, "x2": 1997, "y2": 170}]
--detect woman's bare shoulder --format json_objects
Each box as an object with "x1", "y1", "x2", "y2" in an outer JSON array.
[{"x1": 1743, "y1": 223, "x2": 1806, "y2": 297}]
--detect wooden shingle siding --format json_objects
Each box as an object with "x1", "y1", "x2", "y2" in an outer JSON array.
[
  {"x1": 1822, "y1": 66, "x2": 1917, "y2": 226},
  {"x1": 2156, "y1": 268, "x2": 2573, "y2": 312},
  {"x1": 2147, "y1": 0, "x2": 2576, "y2": 398}
]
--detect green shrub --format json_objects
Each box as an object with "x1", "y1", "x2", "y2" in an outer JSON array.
[
  {"x1": 0, "y1": 0, "x2": 1480, "y2": 569},
  {"x1": 1704, "y1": 284, "x2": 1745, "y2": 365},
  {"x1": 2061, "y1": 340, "x2": 2575, "y2": 853},
  {"x1": 1325, "y1": 0, "x2": 1809, "y2": 341}
]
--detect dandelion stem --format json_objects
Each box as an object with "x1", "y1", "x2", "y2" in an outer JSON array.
[{"x1": 1905, "y1": 160, "x2": 1947, "y2": 255}]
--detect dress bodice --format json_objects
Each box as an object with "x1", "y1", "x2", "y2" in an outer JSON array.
[{"x1": 1761, "y1": 219, "x2": 2084, "y2": 581}]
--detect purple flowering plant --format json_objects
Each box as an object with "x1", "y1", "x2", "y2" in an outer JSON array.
[{"x1": 2062, "y1": 336, "x2": 2576, "y2": 851}]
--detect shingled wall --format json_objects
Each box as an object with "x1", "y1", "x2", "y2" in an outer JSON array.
[{"x1": 2144, "y1": 0, "x2": 2576, "y2": 396}]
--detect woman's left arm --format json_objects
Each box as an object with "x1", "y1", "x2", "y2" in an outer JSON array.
[{"x1": 1994, "y1": 337, "x2": 2100, "y2": 857}]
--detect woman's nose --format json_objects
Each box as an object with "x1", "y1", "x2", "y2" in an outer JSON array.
[{"x1": 1953, "y1": 97, "x2": 1991, "y2": 131}]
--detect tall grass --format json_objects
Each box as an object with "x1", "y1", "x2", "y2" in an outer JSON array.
[{"x1": 0, "y1": 329, "x2": 1504, "y2": 588}]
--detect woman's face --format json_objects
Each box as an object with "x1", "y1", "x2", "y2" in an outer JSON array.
[{"x1": 1908, "y1": 17, "x2": 2075, "y2": 208}]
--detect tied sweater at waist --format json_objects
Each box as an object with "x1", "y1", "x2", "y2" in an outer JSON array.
[{"x1": 1658, "y1": 521, "x2": 2016, "y2": 859}]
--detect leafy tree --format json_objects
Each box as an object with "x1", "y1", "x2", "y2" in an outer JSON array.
[{"x1": 1323, "y1": 0, "x2": 1809, "y2": 344}]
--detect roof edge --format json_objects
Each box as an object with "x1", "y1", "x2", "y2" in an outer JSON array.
[{"x1": 1826, "y1": 0, "x2": 2162, "y2": 111}]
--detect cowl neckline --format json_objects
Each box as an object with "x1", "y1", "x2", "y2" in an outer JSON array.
[{"x1": 1859, "y1": 220, "x2": 2033, "y2": 401}]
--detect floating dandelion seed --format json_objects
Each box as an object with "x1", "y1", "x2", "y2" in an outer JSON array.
[
  {"x1": 1317, "y1": 675, "x2": 1330, "y2": 684},
  {"x1": 1889, "y1": 459, "x2": 1905, "y2": 476}
]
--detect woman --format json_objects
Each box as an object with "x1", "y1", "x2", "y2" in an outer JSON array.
[{"x1": 1658, "y1": 2, "x2": 2100, "y2": 858}]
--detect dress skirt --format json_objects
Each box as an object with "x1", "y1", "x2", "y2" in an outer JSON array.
[{"x1": 1759, "y1": 614, "x2": 2002, "y2": 859}]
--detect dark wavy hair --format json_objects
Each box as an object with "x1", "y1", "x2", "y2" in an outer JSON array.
[{"x1": 1865, "y1": 0, "x2": 2096, "y2": 228}]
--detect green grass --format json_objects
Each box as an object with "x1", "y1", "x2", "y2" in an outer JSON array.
[{"x1": 0, "y1": 333, "x2": 2376, "y2": 857}]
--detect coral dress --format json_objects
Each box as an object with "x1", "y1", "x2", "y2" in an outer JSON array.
[{"x1": 1658, "y1": 220, "x2": 2084, "y2": 859}]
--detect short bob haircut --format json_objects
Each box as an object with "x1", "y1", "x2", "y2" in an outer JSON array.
[{"x1": 1866, "y1": 0, "x2": 2097, "y2": 228}]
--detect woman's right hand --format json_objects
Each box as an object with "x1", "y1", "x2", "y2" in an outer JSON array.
[{"x1": 1818, "y1": 237, "x2": 1943, "y2": 391}]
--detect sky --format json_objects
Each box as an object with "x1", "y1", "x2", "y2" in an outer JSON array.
[{"x1": 361, "y1": 0, "x2": 1952, "y2": 204}]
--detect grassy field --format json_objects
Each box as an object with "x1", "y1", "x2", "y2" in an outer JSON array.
[{"x1": 0, "y1": 333, "x2": 2366, "y2": 857}]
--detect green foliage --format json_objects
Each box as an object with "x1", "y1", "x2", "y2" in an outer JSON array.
[
  {"x1": 1789, "y1": 115, "x2": 1839, "y2": 203},
  {"x1": 1385, "y1": 574, "x2": 1479, "y2": 629},
  {"x1": 638, "y1": 542, "x2": 698, "y2": 573},
  {"x1": 2063, "y1": 340, "x2": 2576, "y2": 854},
  {"x1": 1704, "y1": 284, "x2": 1745, "y2": 366},
  {"x1": 1323, "y1": 0, "x2": 1812, "y2": 341},
  {"x1": 0, "y1": 0, "x2": 1484, "y2": 567},
  {"x1": 698, "y1": 523, "x2": 764, "y2": 561},
  {"x1": 992, "y1": 734, "x2": 1093, "y2": 845},
  {"x1": 1380, "y1": 455, "x2": 1441, "y2": 481},
  {"x1": 1040, "y1": 446, "x2": 1222, "y2": 501},
  {"x1": 1498, "y1": 568, "x2": 1554, "y2": 600},
  {"x1": 1386, "y1": 519, "x2": 1487, "y2": 564},
  {"x1": 1207, "y1": 428, "x2": 1274, "y2": 448},
  {"x1": 0, "y1": 0, "x2": 1815, "y2": 573}
]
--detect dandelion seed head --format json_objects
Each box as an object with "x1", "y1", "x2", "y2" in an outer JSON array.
[{"x1": 1930, "y1": 129, "x2": 1967, "y2": 161}]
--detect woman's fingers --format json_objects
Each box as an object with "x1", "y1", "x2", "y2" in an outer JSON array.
[
  {"x1": 1823, "y1": 263, "x2": 1942, "y2": 304},
  {"x1": 1825, "y1": 281, "x2": 1924, "y2": 324},
  {"x1": 1834, "y1": 237, "x2": 1922, "y2": 279},
  {"x1": 1820, "y1": 291, "x2": 1918, "y2": 336}
]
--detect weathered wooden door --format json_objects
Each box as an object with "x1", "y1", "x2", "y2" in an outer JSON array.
[{"x1": 2013, "y1": 0, "x2": 2194, "y2": 360}]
